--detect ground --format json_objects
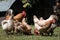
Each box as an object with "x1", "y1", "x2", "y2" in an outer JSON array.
[{"x1": 0, "y1": 25, "x2": 60, "y2": 40}]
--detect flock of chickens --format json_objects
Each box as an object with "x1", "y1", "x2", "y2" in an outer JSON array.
[{"x1": 1, "y1": 9, "x2": 58, "y2": 36}]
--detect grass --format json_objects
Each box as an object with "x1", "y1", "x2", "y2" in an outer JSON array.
[{"x1": 0, "y1": 25, "x2": 60, "y2": 40}]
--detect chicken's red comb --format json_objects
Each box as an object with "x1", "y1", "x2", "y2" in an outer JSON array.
[{"x1": 22, "y1": 10, "x2": 26, "y2": 17}]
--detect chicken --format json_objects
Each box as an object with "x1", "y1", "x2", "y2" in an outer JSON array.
[
  {"x1": 33, "y1": 15, "x2": 41, "y2": 35},
  {"x1": 1, "y1": 9, "x2": 14, "y2": 34},
  {"x1": 14, "y1": 20, "x2": 23, "y2": 33},
  {"x1": 33, "y1": 15, "x2": 58, "y2": 35},
  {"x1": 13, "y1": 10, "x2": 26, "y2": 22},
  {"x1": 21, "y1": 18, "x2": 32, "y2": 35},
  {"x1": 13, "y1": 18, "x2": 32, "y2": 35}
]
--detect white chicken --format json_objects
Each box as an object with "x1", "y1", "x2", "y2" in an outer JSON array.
[
  {"x1": 33, "y1": 15, "x2": 58, "y2": 35},
  {"x1": 1, "y1": 9, "x2": 14, "y2": 34}
]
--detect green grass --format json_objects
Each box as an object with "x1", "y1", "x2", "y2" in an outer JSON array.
[{"x1": 0, "y1": 25, "x2": 60, "y2": 40}]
